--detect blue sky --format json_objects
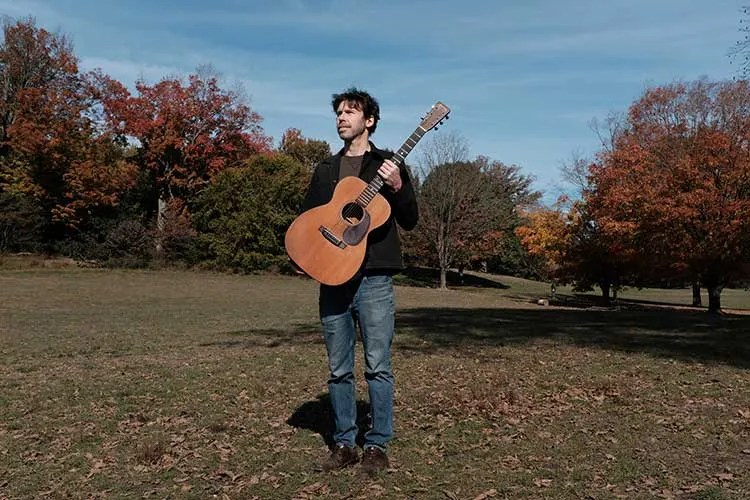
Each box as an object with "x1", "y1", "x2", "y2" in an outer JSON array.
[{"x1": 2, "y1": 0, "x2": 744, "y2": 201}]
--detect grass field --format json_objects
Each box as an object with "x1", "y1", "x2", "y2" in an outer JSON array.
[{"x1": 1, "y1": 265, "x2": 749, "y2": 499}]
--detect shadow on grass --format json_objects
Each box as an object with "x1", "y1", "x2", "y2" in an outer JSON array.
[
  {"x1": 396, "y1": 306, "x2": 750, "y2": 368},
  {"x1": 286, "y1": 393, "x2": 371, "y2": 448},
  {"x1": 200, "y1": 326, "x2": 323, "y2": 348},
  {"x1": 200, "y1": 303, "x2": 749, "y2": 368},
  {"x1": 394, "y1": 267, "x2": 509, "y2": 289}
]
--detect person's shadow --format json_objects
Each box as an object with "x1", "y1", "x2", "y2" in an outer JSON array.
[{"x1": 287, "y1": 393, "x2": 371, "y2": 448}]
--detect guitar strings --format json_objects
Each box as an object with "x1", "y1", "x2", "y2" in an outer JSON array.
[{"x1": 333, "y1": 125, "x2": 427, "y2": 227}]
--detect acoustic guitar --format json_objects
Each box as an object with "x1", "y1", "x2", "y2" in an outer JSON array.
[{"x1": 285, "y1": 101, "x2": 450, "y2": 285}]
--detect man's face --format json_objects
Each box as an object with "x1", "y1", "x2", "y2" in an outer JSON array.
[{"x1": 335, "y1": 100, "x2": 374, "y2": 141}]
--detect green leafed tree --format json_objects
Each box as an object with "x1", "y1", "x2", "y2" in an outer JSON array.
[{"x1": 192, "y1": 153, "x2": 308, "y2": 272}]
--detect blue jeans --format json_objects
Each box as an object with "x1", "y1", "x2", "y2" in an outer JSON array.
[{"x1": 319, "y1": 274, "x2": 395, "y2": 450}]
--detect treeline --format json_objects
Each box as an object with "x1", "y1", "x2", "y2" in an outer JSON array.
[
  {"x1": 517, "y1": 80, "x2": 750, "y2": 313},
  {"x1": 0, "y1": 17, "x2": 541, "y2": 279},
  {"x1": 0, "y1": 17, "x2": 326, "y2": 270},
  {"x1": 6, "y1": 17, "x2": 747, "y2": 312}
]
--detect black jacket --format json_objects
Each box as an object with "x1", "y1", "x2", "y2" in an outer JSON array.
[{"x1": 302, "y1": 143, "x2": 419, "y2": 274}]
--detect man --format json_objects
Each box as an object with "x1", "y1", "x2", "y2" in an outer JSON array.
[{"x1": 301, "y1": 88, "x2": 418, "y2": 475}]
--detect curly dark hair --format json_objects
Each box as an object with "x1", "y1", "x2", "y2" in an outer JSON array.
[{"x1": 331, "y1": 87, "x2": 380, "y2": 134}]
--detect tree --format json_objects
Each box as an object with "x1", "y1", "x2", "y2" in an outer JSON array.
[
  {"x1": 0, "y1": 190, "x2": 44, "y2": 251},
  {"x1": 0, "y1": 17, "x2": 77, "y2": 155},
  {"x1": 515, "y1": 201, "x2": 570, "y2": 285},
  {"x1": 564, "y1": 200, "x2": 631, "y2": 303},
  {"x1": 730, "y1": 6, "x2": 750, "y2": 78},
  {"x1": 410, "y1": 132, "x2": 539, "y2": 289},
  {"x1": 99, "y1": 69, "x2": 273, "y2": 255},
  {"x1": 516, "y1": 197, "x2": 630, "y2": 304},
  {"x1": 588, "y1": 79, "x2": 750, "y2": 313},
  {"x1": 193, "y1": 153, "x2": 307, "y2": 272},
  {"x1": 0, "y1": 17, "x2": 136, "y2": 242},
  {"x1": 278, "y1": 128, "x2": 331, "y2": 170},
  {"x1": 474, "y1": 156, "x2": 541, "y2": 272}
]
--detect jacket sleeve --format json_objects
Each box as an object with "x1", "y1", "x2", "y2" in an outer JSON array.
[
  {"x1": 386, "y1": 163, "x2": 419, "y2": 231},
  {"x1": 302, "y1": 165, "x2": 325, "y2": 213}
]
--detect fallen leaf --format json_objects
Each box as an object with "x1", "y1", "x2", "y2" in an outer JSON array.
[{"x1": 473, "y1": 489, "x2": 497, "y2": 500}]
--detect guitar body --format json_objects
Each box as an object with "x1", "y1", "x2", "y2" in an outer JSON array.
[{"x1": 285, "y1": 176, "x2": 391, "y2": 286}]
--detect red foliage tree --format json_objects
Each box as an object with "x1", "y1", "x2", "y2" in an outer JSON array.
[
  {"x1": 97, "y1": 69, "x2": 273, "y2": 254},
  {"x1": 1, "y1": 18, "x2": 136, "y2": 231},
  {"x1": 588, "y1": 80, "x2": 750, "y2": 313}
]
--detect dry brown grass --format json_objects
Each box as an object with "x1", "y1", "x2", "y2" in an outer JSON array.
[{"x1": 0, "y1": 268, "x2": 748, "y2": 499}]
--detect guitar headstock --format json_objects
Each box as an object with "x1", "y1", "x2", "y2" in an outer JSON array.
[{"x1": 419, "y1": 101, "x2": 451, "y2": 132}]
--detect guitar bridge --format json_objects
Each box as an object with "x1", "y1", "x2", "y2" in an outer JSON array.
[{"x1": 319, "y1": 226, "x2": 347, "y2": 249}]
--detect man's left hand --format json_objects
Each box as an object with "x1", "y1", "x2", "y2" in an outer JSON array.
[{"x1": 378, "y1": 159, "x2": 403, "y2": 193}]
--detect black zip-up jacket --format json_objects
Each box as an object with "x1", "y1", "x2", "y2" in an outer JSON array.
[{"x1": 302, "y1": 143, "x2": 419, "y2": 275}]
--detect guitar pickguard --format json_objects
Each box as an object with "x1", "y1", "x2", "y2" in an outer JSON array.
[{"x1": 342, "y1": 210, "x2": 371, "y2": 245}]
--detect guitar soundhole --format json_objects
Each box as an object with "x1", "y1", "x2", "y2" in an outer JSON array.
[{"x1": 341, "y1": 202, "x2": 364, "y2": 225}]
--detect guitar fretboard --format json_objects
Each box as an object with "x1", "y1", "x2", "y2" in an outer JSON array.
[{"x1": 355, "y1": 126, "x2": 427, "y2": 207}]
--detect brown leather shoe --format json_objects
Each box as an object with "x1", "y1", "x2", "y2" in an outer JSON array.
[
  {"x1": 320, "y1": 444, "x2": 358, "y2": 471},
  {"x1": 361, "y1": 446, "x2": 389, "y2": 476}
]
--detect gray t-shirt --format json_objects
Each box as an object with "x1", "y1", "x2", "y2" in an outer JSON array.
[{"x1": 339, "y1": 155, "x2": 364, "y2": 180}]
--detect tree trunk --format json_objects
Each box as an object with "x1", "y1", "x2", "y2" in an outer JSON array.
[
  {"x1": 439, "y1": 266, "x2": 448, "y2": 290},
  {"x1": 692, "y1": 282, "x2": 702, "y2": 307},
  {"x1": 600, "y1": 282, "x2": 611, "y2": 305},
  {"x1": 155, "y1": 195, "x2": 167, "y2": 258},
  {"x1": 707, "y1": 285, "x2": 722, "y2": 314}
]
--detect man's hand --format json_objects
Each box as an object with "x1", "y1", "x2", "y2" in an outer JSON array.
[{"x1": 378, "y1": 159, "x2": 403, "y2": 193}]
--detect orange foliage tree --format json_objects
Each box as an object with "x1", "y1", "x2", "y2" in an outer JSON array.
[
  {"x1": 587, "y1": 79, "x2": 750, "y2": 313},
  {"x1": 515, "y1": 201, "x2": 569, "y2": 284},
  {"x1": 516, "y1": 197, "x2": 630, "y2": 303}
]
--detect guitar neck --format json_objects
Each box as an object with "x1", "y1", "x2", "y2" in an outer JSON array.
[
  {"x1": 391, "y1": 125, "x2": 428, "y2": 168},
  {"x1": 357, "y1": 125, "x2": 428, "y2": 206}
]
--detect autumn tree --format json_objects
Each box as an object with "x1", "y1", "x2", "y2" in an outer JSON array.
[
  {"x1": 564, "y1": 200, "x2": 633, "y2": 303},
  {"x1": 278, "y1": 128, "x2": 331, "y2": 170},
  {"x1": 588, "y1": 79, "x2": 750, "y2": 313},
  {"x1": 515, "y1": 201, "x2": 570, "y2": 285},
  {"x1": 99, "y1": 68, "x2": 272, "y2": 255},
  {"x1": 0, "y1": 16, "x2": 79, "y2": 245},
  {"x1": 410, "y1": 132, "x2": 539, "y2": 289},
  {"x1": 0, "y1": 17, "x2": 77, "y2": 154},
  {"x1": 0, "y1": 17, "x2": 136, "y2": 248},
  {"x1": 516, "y1": 197, "x2": 630, "y2": 304}
]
